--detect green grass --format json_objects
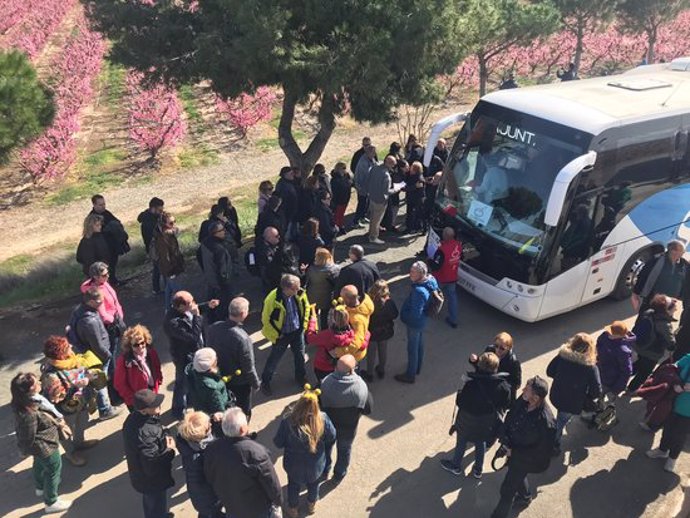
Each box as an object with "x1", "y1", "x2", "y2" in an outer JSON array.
[
  {"x1": 178, "y1": 145, "x2": 221, "y2": 169},
  {"x1": 0, "y1": 263, "x2": 85, "y2": 308},
  {"x1": 46, "y1": 168, "x2": 126, "y2": 206},
  {"x1": 0, "y1": 254, "x2": 33, "y2": 276},
  {"x1": 179, "y1": 84, "x2": 204, "y2": 125},
  {"x1": 256, "y1": 129, "x2": 307, "y2": 153},
  {"x1": 101, "y1": 62, "x2": 126, "y2": 105}
]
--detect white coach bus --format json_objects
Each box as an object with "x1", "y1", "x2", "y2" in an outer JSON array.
[{"x1": 424, "y1": 59, "x2": 690, "y2": 322}]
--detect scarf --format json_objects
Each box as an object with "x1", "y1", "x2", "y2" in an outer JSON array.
[
  {"x1": 49, "y1": 355, "x2": 83, "y2": 370},
  {"x1": 133, "y1": 350, "x2": 153, "y2": 387}
]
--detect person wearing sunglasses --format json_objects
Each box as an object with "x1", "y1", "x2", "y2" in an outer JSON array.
[
  {"x1": 114, "y1": 325, "x2": 163, "y2": 412},
  {"x1": 470, "y1": 332, "x2": 522, "y2": 402}
]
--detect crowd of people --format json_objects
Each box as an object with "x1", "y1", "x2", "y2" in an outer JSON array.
[{"x1": 10, "y1": 134, "x2": 690, "y2": 518}]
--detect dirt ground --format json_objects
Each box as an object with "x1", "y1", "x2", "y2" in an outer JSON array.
[{"x1": 0, "y1": 218, "x2": 688, "y2": 518}]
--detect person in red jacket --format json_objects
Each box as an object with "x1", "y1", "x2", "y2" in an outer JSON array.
[
  {"x1": 115, "y1": 325, "x2": 163, "y2": 410},
  {"x1": 429, "y1": 226, "x2": 462, "y2": 328},
  {"x1": 306, "y1": 305, "x2": 369, "y2": 382},
  {"x1": 637, "y1": 361, "x2": 683, "y2": 431}
]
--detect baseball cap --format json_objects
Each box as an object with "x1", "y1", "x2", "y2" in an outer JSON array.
[
  {"x1": 134, "y1": 389, "x2": 165, "y2": 411},
  {"x1": 527, "y1": 375, "x2": 549, "y2": 399},
  {"x1": 193, "y1": 348, "x2": 217, "y2": 372}
]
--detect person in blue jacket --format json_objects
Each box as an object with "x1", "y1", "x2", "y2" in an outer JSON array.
[
  {"x1": 647, "y1": 352, "x2": 690, "y2": 474},
  {"x1": 274, "y1": 385, "x2": 336, "y2": 518},
  {"x1": 395, "y1": 261, "x2": 439, "y2": 384}
]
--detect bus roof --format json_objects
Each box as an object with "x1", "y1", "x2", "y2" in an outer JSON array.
[{"x1": 482, "y1": 61, "x2": 690, "y2": 135}]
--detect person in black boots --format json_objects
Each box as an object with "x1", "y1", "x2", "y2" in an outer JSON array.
[
  {"x1": 491, "y1": 376, "x2": 556, "y2": 518},
  {"x1": 138, "y1": 197, "x2": 165, "y2": 294},
  {"x1": 123, "y1": 389, "x2": 175, "y2": 518}
]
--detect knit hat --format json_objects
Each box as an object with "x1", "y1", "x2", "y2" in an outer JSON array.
[{"x1": 193, "y1": 348, "x2": 217, "y2": 372}]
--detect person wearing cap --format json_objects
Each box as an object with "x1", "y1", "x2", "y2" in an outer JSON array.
[
  {"x1": 490, "y1": 377, "x2": 556, "y2": 518},
  {"x1": 320, "y1": 355, "x2": 373, "y2": 481},
  {"x1": 260, "y1": 274, "x2": 311, "y2": 396},
  {"x1": 596, "y1": 321, "x2": 635, "y2": 398},
  {"x1": 186, "y1": 348, "x2": 233, "y2": 426},
  {"x1": 273, "y1": 386, "x2": 336, "y2": 518},
  {"x1": 204, "y1": 408, "x2": 283, "y2": 518},
  {"x1": 207, "y1": 297, "x2": 261, "y2": 420},
  {"x1": 122, "y1": 389, "x2": 175, "y2": 518}
]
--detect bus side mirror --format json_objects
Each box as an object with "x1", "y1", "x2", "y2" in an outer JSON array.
[
  {"x1": 423, "y1": 112, "x2": 469, "y2": 167},
  {"x1": 544, "y1": 151, "x2": 597, "y2": 227}
]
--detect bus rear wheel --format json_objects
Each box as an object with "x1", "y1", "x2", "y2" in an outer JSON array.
[{"x1": 609, "y1": 249, "x2": 654, "y2": 301}]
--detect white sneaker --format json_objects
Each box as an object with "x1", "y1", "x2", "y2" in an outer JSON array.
[
  {"x1": 35, "y1": 489, "x2": 44, "y2": 497},
  {"x1": 45, "y1": 499, "x2": 72, "y2": 513},
  {"x1": 646, "y1": 448, "x2": 670, "y2": 459},
  {"x1": 369, "y1": 238, "x2": 385, "y2": 245},
  {"x1": 664, "y1": 457, "x2": 677, "y2": 473}
]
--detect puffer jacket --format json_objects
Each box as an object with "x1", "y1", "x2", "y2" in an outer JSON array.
[
  {"x1": 401, "y1": 276, "x2": 439, "y2": 330},
  {"x1": 305, "y1": 317, "x2": 366, "y2": 372},
  {"x1": 596, "y1": 331, "x2": 635, "y2": 394},
  {"x1": 334, "y1": 295, "x2": 375, "y2": 361},
  {"x1": 546, "y1": 344, "x2": 603, "y2": 414},
  {"x1": 175, "y1": 433, "x2": 222, "y2": 517}
]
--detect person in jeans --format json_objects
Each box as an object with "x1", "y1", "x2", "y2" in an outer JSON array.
[
  {"x1": 67, "y1": 287, "x2": 121, "y2": 421},
  {"x1": 273, "y1": 386, "x2": 336, "y2": 517},
  {"x1": 123, "y1": 389, "x2": 175, "y2": 518},
  {"x1": 546, "y1": 333, "x2": 602, "y2": 454},
  {"x1": 260, "y1": 274, "x2": 311, "y2": 396},
  {"x1": 491, "y1": 377, "x2": 556, "y2": 518},
  {"x1": 12, "y1": 372, "x2": 72, "y2": 514},
  {"x1": 163, "y1": 291, "x2": 215, "y2": 420},
  {"x1": 440, "y1": 353, "x2": 511, "y2": 479},
  {"x1": 429, "y1": 226, "x2": 462, "y2": 328},
  {"x1": 362, "y1": 279, "x2": 398, "y2": 381},
  {"x1": 137, "y1": 197, "x2": 165, "y2": 294},
  {"x1": 204, "y1": 408, "x2": 283, "y2": 518},
  {"x1": 396, "y1": 261, "x2": 439, "y2": 384},
  {"x1": 320, "y1": 355, "x2": 373, "y2": 481},
  {"x1": 80, "y1": 262, "x2": 127, "y2": 406},
  {"x1": 647, "y1": 351, "x2": 690, "y2": 473}
]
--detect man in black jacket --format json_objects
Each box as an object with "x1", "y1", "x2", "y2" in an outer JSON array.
[
  {"x1": 491, "y1": 376, "x2": 556, "y2": 518},
  {"x1": 207, "y1": 297, "x2": 261, "y2": 420},
  {"x1": 320, "y1": 355, "x2": 373, "y2": 481},
  {"x1": 90, "y1": 194, "x2": 130, "y2": 285},
  {"x1": 204, "y1": 408, "x2": 282, "y2": 518},
  {"x1": 68, "y1": 288, "x2": 121, "y2": 421},
  {"x1": 137, "y1": 197, "x2": 164, "y2": 294},
  {"x1": 257, "y1": 226, "x2": 302, "y2": 295},
  {"x1": 275, "y1": 166, "x2": 299, "y2": 241},
  {"x1": 632, "y1": 240, "x2": 688, "y2": 313},
  {"x1": 123, "y1": 389, "x2": 175, "y2": 518},
  {"x1": 200, "y1": 221, "x2": 239, "y2": 322},
  {"x1": 314, "y1": 189, "x2": 338, "y2": 248},
  {"x1": 334, "y1": 245, "x2": 381, "y2": 298},
  {"x1": 163, "y1": 291, "x2": 209, "y2": 420}
]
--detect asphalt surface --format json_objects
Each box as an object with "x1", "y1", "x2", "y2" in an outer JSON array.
[{"x1": 1, "y1": 224, "x2": 688, "y2": 518}]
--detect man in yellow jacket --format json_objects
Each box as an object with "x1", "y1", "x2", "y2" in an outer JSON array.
[
  {"x1": 260, "y1": 274, "x2": 311, "y2": 396},
  {"x1": 335, "y1": 285, "x2": 374, "y2": 362}
]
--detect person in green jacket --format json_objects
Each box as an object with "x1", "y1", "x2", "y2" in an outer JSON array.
[
  {"x1": 260, "y1": 274, "x2": 312, "y2": 396},
  {"x1": 646, "y1": 352, "x2": 690, "y2": 473},
  {"x1": 186, "y1": 348, "x2": 232, "y2": 428}
]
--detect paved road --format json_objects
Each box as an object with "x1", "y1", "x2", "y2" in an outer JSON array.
[{"x1": 0, "y1": 226, "x2": 687, "y2": 518}]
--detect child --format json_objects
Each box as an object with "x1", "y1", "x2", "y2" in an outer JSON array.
[
  {"x1": 362, "y1": 279, "x2": 399, "y2": 381},
  {"x1": 12, "y1": 372, "x2": 72, "y2": 513},
  {"x1": 258, "y1": 180, "x2": 275, "y2": 214}
]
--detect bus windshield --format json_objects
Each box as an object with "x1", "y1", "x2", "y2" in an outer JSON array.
[{"x1": 438, "y1": 103, "x2": 591, "y2": 257}]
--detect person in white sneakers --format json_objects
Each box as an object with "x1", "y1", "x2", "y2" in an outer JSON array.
[
  {"x1": 646, "y1": 352, "x2": 690, "y2": 473},
  {"x1": 12, "y1": 372, "x2": 72, "y2": 514}
]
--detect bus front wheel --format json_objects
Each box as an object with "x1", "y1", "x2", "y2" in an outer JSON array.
[{"x1": 609, "y1": 249, "x2": 654, "y2": 301}]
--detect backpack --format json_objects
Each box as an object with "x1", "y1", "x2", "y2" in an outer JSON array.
[
  {"x1": 66, "y1": 309, "x2": 88, "y2": 354},
  {"x1": 632, "y1": 311, "x2": 656, "y2": 348},
  {"x1": 424, "y1": 285, "x2": 445, "y2": 317},
  {"x1": 244, "y1": 247, "x2": 260, "y2": 277},
  {"x1": 592, "y1": 404, "x2": 618, "y2": 432}
]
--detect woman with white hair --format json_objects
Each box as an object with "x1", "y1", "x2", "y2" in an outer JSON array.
[{"x1": 395, "y1": 261, "x2": 440, "y2": 384}]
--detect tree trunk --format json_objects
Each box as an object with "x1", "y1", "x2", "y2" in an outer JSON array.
[
  {"x1": 278, "y1": 90, "x2": 337, "y2": 175},
  {"x1": 647, "y1": 28, "x2": 656, "y2": 64},
  {"x1": 478, "y1": 53, "x2": 488, "y2": 97},
  {"x1": 573, "y1": 18, "x2": 584, "y2": 77}
]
